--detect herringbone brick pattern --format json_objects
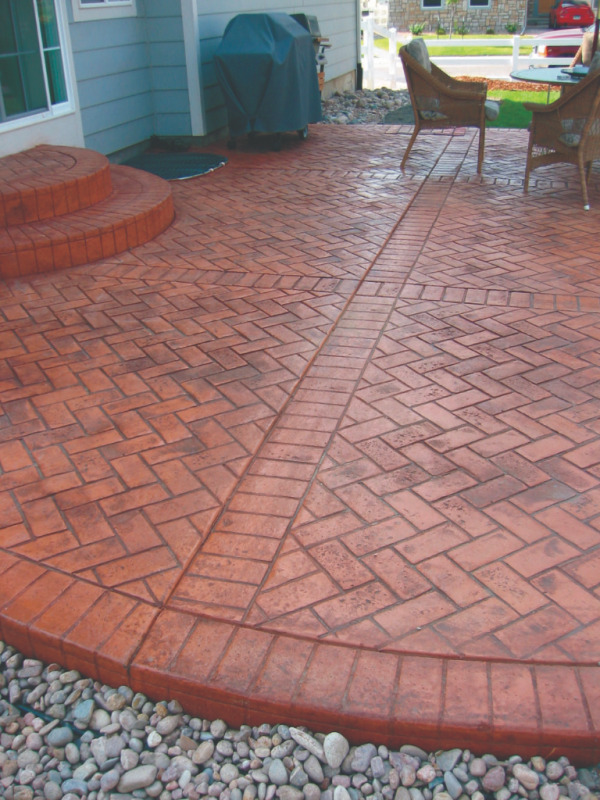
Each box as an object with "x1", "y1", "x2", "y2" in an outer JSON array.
[
  {"x1": 246, "y1": 296, "x2": 600, "y2": 662},
  {"x1": 2, "y1": 125, "x2": 600, "y2": 761},
  {"x1": 0, "y1": 273, "x2": 347, "y2": 602}
]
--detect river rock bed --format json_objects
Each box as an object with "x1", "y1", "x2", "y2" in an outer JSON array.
[
  {"x1": 321, "y1": 87, "x2": 412, "y2": 124},
  {"x1": 320, "y1": 78, "x2": 548, "y2": 126},
  {"x1": 1, "y1": 641, "x2": 600, "y2": 800}
]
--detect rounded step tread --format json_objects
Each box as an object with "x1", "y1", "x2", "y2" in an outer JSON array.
[
  {"x1": 0, "y1": 164, "x2": 174, "y2": 278},
  {"x1": 0, "y1": 145, "x2": 113, "y2": 227}
]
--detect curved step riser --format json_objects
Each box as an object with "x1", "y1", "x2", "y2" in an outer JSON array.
[
  {"x1": 0, "y1": 146, "x2": 114, "y2": 227},
  {"x1": 0, "y1": 149, "x2": 174, "y2": 279}
]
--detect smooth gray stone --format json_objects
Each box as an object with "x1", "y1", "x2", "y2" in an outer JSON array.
[
  {"x1": 221, "y1": 762, "x2": 240, "y2": 783},
  {"x1": 117, "y1": 764, "x2": 158, "y2": 792},
  {"x1": 277, "y1": 788, "x2": 304, "y2": 800},
  {"x1": 61, "y1": 778, "x2": 88, "y2": 796},
  {"x1": 400, "y1": 746, "x2": 428, "y2": 761},
  {"x1": 351, "y1": 744, "x2": 377, "y2": 773},
  {"x1": 435, "y1": 751, "x2": 462, "y2": 773},
  {"x1": 155, "y1": 715, "x2": 180, "y2": 736},
  {"x1": 90, "y1": 734, "x2": 126, "y2": 768},
  {"x1": 444, "y1": 771, "x2": 463, "y2": 800},
  {"x1": 43, "y1": 781, "x2": 62, "y2": 800},
  {"x1": 269, "y1": 758, "x2": 289, "y2": 786},
  {"x1": 482, "y1": 766, "x2": 506, "y2": 792},
  {"x1": 290, "y1": 766, "x2": 309, "y2": 788},
  {"x1": 323, "y1": 733, "x2": 350, "y2": 770},
  {"x1": 305, "y1": 755, "x2": 325, "y2": 784},
  {"x1": 303, "y1": 785, "x2": 322, "y2": 800},
  {"x1": 100, "y1": 768, "x2": 121, "y2": 792},
  {"x1": 47, "y1": 727, "x2": 74, "y2": 747},
  {"x1": 73, "y1": 699, "x2": 94, "y2": 724}
]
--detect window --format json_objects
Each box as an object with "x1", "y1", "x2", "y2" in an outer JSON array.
[
  {"x1": 422, "y1": 0, "x2": 443, "y2": 8},
  {"x1": 71, "y1": 0, "x2": 136, "y2": 22},
  {"x1": 469, "y1": 0, "x2": 490, "y2": 6},
  {"x1": 0, "y1": 0, "x2": 67, "y2": 122}
]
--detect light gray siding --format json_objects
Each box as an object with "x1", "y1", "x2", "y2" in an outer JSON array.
[
  {"x1": 197, "y1": 0, "x2": 359, "y2": 135},
  {"x1": 68, "y1": 8, "x2": 155, "y2": 155},
  {"x1": 69, "y1": 0, "x2": 193, "y2": 154},
  {"x1": 144, "y1": 1, "x2": 192, "y2": 137}
]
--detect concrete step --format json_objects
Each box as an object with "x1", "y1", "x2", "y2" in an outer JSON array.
[
  {"x1": 0, "y1": 145, "x2": 113, "y2": 227},
  {"x1": 0, "y1": 146, "x2": 174, "y2": 279}
]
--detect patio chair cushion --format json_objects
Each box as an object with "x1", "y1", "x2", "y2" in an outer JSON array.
[
  {"x1": 419, "y1": 110, "x2": 448, "y2": 120},
  {"x1": 484, "y1": 100, "x2": 500, "y2": 121},
  {"x1": 558, "y1": 132, "x2": 581, "y2": 146},
  {"x1": 416, "y1": 96, "x2": 447, "y2": 120},
  {"x1": 406, "y1": 37, "x2": 431, "y2": 72},
  {"x1": 559, "y1": 116, "x2": 585, "y2": 147}
]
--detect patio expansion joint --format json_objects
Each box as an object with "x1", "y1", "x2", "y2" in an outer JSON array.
[
  {"x1": 158, "y1": 192, "x2": 425, "y2": 611},
  {"x1": 398, "y1": 282, "x2": 600, "y2": 311},
  {"x1": 165, "y1": 151, "x2": 458, "y2": 618},
  {"x1": 69, "y1": 270, "x2": 362, "y2": 297}
]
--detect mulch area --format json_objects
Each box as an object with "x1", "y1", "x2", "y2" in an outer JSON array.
[{"x1": 455, "y1": 75, "x2": 548, "y2": 91}]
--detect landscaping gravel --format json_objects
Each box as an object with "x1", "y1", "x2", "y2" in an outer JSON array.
[
  {"x1": 320, "y1": 78, "x2": 548, "y2": 126},
  {"x1": 1, "y1": 640, "x2": 599, "y2": 800},
  {"x1": 321, "y1": 87, "x2": 412, "y2": 125}
]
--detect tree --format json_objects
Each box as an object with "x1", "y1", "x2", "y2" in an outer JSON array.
[{"x1": 446, "y1": 0, "x2": 460, "y2": 39}]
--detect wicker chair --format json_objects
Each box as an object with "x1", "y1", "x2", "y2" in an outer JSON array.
[
  {"x1": 399, "y1": 39, "x2": 494, "y2": 173},
  {"x1": 523, "y1": 68, "x2": 600, "y2": 210}
]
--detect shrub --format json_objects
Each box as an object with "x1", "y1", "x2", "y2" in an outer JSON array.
[
  {"x1": 436, "y1": 24, "x2": 446, "y2": 36},
  {"x1": 409, "y1": 22, "x2": 426, "y2": 36},
  {"x1": 455, "y1": 23, "x2": 469, "y2": 37},
  {"x1": 505, "y1": 22, "x2": 518, "y2": 33},
  {"x1": 486, "y1": 27, "x2": 495, "y2": 34}
]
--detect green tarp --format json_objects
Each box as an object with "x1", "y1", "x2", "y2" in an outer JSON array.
[{"x1": 214, "y1": 13, "x2": 322, "y2": 137}]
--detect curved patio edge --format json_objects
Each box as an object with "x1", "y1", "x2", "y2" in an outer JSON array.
[{"x1": 1, "y1": 553, "x2": 599, "y2": 766}]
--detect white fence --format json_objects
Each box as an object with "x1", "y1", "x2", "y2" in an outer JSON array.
[
  {"x1": 360, "y1": 15, "x2": 585, "y2": 90},
  {"x1": 361, "y1": 0, "x2": 389, "y2": 26}
]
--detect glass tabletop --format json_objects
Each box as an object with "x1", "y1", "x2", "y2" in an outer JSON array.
[{"x1": 510, "y1": 67, "x2": 586, "y2": 85}]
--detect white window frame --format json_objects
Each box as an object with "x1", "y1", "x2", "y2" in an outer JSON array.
[
  {"x1": 0, "y1": 0, "x2": 83, "y2": 155},
  {"x1": 71, "y1": 0, "x2": 137, "y2": 23},
  {"x1": 1, "y1": 0, "x2": 74, "y2": 127}
]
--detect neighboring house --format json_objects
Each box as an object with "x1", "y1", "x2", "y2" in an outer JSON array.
[
  {"x1": 0, "y1": 0, "x2": 360, "y2": 159},
  {"x1": 388, "y1": 0, "x2": 528, "y2": 35}
]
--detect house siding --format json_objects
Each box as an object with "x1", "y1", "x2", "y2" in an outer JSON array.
[
  {"x1": 388, "y1": 0, "x2": 527, "y2": 35},
  {"x1": 144, "y1": 0, "x2": 192, "y2": 137},
  {"x1": 197, "y1": 0, "x2": 358, "y2": 135},
  {"x1": 69, "y1": 0, "x2": 193, "y2": 154},
  {"x1": 68, "y1": 7, "x2": 154, "y2": 155}
]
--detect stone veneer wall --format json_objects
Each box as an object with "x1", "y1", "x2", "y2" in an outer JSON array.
[{"x1": 388, "y1": 0, "x2": 527, "y2": 34}]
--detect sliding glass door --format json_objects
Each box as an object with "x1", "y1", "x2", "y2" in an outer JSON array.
[{"x1": 0, "y1": 0, "x2": 67, "y2": 122}]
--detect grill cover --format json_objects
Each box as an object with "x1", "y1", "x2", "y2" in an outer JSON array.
[{"x1": 214, "y1": 13, "x2": 322, "y2": 137}]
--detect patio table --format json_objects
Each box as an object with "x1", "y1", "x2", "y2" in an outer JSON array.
[{"x1": 510, "y1": 66, "x2": 587, "y2": 100}]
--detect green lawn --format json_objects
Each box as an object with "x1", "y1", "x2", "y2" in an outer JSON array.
[
  {"x1": 427, "y1": 45, "x2": 532, "y2": 56},
  {"x1": 486, "y1": 89, "x2": 560, "y2": 128},
  {"x1": 374, "y1": 34, "x2": 534, "y2": 57},
  {"x1": 371, "y1": 34, "x2": 561, "y2": 128}
]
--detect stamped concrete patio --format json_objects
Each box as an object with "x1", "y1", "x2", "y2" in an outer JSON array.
[{"x1": 1, "y1": 123, "x2": 600, "y2": 763}]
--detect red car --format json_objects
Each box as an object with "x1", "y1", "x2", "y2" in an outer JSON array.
[
  {"x1": 549, "y1": 0, "x2": 595, "y2": 29},
  {"x1": 530, "y1": 24, "x2": 591, "y2": 59}
]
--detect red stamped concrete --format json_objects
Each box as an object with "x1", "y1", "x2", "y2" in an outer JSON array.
[
  {"x1": 0, "y1": 145, "x2": 174, "y2": 278},
  {"x1": 1, "y1": 126, "x2": 600, "y2": 762}
]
